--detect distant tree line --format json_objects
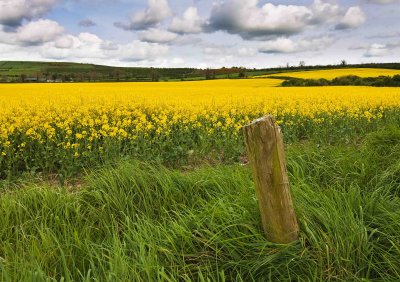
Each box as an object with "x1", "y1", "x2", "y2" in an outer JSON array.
[
  {"x1": 2, "y1": 60, "x2": 400, "y2": 83},
  {"x1": 0, "y1": 66, "x2": 251, "y2": 83},
  {"x1": 265, "y1": 62, "x2": 400, "y2": 73},
  {"x1": 280, "y1": 75, "x2": 400, "y2": 87}
]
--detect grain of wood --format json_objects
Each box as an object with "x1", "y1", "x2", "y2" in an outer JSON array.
[{"x1": 243, "y1": 115, "x2": 299, "y2": 243}]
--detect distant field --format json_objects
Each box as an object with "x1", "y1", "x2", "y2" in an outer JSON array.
[
  {"x1": 257, "y1": 68, "x2": 400, "y2": 80},
  {"x1": 0, "y1": 61, "x2": 198, "y2": 81},
  {"x1": 0, "y1": 61, "x2": 95, "y2": 76},
  {"x1": 3, "y1": 61, "x2": 400, "y2": 83}
]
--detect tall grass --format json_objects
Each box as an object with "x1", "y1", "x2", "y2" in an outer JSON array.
[{"x1": 1, "y1": 128, "x2": 400, "y2": 281}]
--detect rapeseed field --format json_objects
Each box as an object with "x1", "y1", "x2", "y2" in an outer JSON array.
[
  {"x1": 259, "y1": 68, "x2": 400, "y2": 79},
  {"x1": 1, "y1": 73, "x2": 400, "y2": 176}
]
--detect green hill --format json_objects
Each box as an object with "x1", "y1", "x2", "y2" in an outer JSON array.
[
  {"x1": 1, "y1": 61, "x2": 400, "y2": 83},
  {"x1": 0, "y1": 61, "x2": 200, "y2": 82}
]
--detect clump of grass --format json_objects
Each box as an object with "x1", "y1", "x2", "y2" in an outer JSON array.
[
  {"x1": 361, "y1": 126, "x2": 400, "y2": 194},
  {"x1": 1, "y1": 130, "x2": 400, "y2": 281}
]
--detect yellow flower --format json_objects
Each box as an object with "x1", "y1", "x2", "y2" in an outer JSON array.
[{"x1": 0, "y1": 72, "x2": 398, "y2": 164}]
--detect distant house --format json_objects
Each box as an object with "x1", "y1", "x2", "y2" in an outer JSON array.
[
  {"x1": 46, "y1": 79, "x2": 63, "y2": 83},
  {"x1": 25, "y1": 77, "x2": 38, "y2": 82},
  {"x1": 135, "y1": 76, "x2": 152, "y2": 82}
]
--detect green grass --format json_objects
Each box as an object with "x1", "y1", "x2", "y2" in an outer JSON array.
[{"x1": 1, "y1": 128, "x2": 400, "y2": 281}]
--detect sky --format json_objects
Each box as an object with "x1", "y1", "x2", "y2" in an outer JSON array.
[{"x1": 0, "y1": 0, "x2": 399, "y2": 68}]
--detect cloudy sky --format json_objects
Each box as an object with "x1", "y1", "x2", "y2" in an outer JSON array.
[{"x1": 0, "y1": 0, "x2": 399, "y2": 68}]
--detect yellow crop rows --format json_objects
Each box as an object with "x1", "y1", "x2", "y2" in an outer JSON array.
[
  {"x1": 1, "y1": 70, "x2": 400, "y2": 175},
  {"x1": 258, "y1": 68, "x2": 400, "y2": 80}
]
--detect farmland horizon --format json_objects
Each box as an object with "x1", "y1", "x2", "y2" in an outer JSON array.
[
  {"x1": 1, "y1": 1, "x2": 400, "y2": 68},
  {"x1": 2, "y1": 60, "x2": 400, "y2": 83},
  {"x1": 2, "y1": 59, "x2": 400, "y2": 70}
]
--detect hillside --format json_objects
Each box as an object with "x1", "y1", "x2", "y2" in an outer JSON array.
[
  {"x1": 0, "y1": 61, "x2": 246, "y2": 82},
  {"x1": 1, "y1": 61, "x2": 400, "y2": 83},
  {"x1": 0, "y1": 61, "x2": 202, "y2": 82}
]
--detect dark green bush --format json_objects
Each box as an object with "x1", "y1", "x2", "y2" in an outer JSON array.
[{"x1": 282, "y1": 75, "x2": 400, "y2": 87}]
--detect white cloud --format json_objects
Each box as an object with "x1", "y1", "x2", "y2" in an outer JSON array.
[
  {"x1": 364, "y1": 43, "x2": 389, "y2": 57},
  {"x1": 172, "y1": 35, "x2": 202, "y2": 46},
  {"x1": 367, "y1": 31, "x2": 400, "y2": 39},
  {"x1": 201, "y1": 44, "x2": 258, "y2": 58},
  {"x1": 1, "y1": 0, "x2": 396, "y2": 68},
  {"x1": 208, "y1": 0, "x2": 314, "y2": 39},
  {"x1": 386, "y1": 41, "x2": 400, "y2": 49},
  {"x1": 114, "y1": 0, "x2": 171, "y2": 30},
  {"x1": 0, "y1": 28, "x2": 17, "y2": 45},
  {"x1": 207, "y1": 0, "x2": 365, "y2": 39},
  {"x1": 54, "y1": 34, "x2": 75, "y2": 49},
  {"x1": 259, "y1": 36, "x2": 335, "y2": 54},
  {"x1": 170, "y1": 57, "x2": 185, "y2": 66},
  {"x1": 78, "y1": 19, "x2": 96, "y2": 27},
  {"x1": 310, "y1": 0, "x2": 341, "y2": 24},
  {"x1": 138, "y1": 28, "x2": 178, "y2": 43},
  {"x1": 115, "y1": 40, "x2": 169, "y2": 61},
  {"x1": 169, "y1": 7, "x2": 204, "y2": 34},
  {"x1": 364, "y1": 0, "x2": 400, "y2": 3},
  {"x1": 16, "y1": 19, "x2": 64, "y2": 45},
  {"x1": 78, "y1": 32, "x2": 103, "y2": 44},
  {"x1": 203, "y1": 46, "x2": 224, "y2": 55},
  {"x1": 0, "y1": 0, "x2": 58, "y2": 26},
  {"x1": 0, "y1": 18, "x2": 170, "y2": 64},
  {"x1": 335, "y1": 6, "x2": 366, "y2": 30},
  {"x1": 41, "y1": 33, "x2": 169, "y2": 62},
  {"x1": 100, "y1": 40, "x2": 119, "y2": 51},
  {"x1": 237, "y1": 47, "x2": 257, "y2": 57},
  {"x1": 138, "y1": 57, "x2": 186, "y2": 68}
]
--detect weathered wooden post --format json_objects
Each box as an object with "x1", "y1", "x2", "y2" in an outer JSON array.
[{"x1": 243, "y1": 115, "x2": 299, "y2": 244}]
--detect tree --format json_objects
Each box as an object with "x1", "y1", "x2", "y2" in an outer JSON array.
[
  {"x1": 341, "y1": 59, "x2": 347, "y2": 66},
  {"x1": 36, "y1": 72, "x2": 43, "y2": 82},
  {"x1": 205, "y1": 68, "x2": 211, "y2": 80},
  {"x1": 151, "y1": 68, "x2": 160, "y2": 82},
  {"x1": 112, "y1": 69, "x2": 120, "y2": 81},
  {"x1": 299, "y1": 61, "x2": 306, "y2": 68},
  {"x1": 238, "y1": 68, "x2": 246, "y2": 78},
  {"x1": 89, "y1": 71, "x2": 98, "y2": 82}
]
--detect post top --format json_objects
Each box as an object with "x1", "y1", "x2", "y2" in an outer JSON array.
[{"x1": 243, "y1": 115, "x2": 275, "y2": 128}]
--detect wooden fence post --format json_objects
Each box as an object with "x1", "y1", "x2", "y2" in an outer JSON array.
[{"x1": 243, "y1": 115, "x2": 299, "y2": 244}]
